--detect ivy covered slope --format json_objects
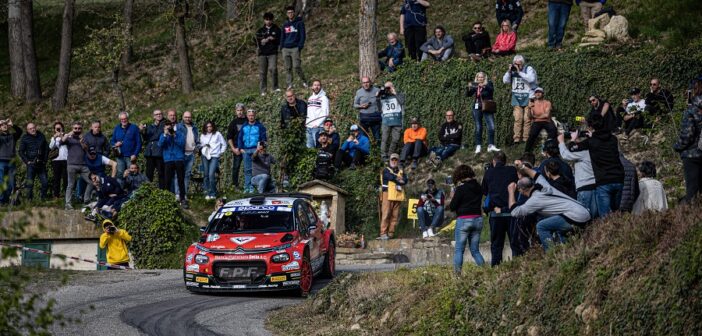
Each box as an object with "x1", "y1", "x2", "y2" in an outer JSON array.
[
  {"x1": 119, "y1": 184, "x2": 199, "y2": 269},
  {"x1": 191, "y1": 44, "x2": 702, "y2": 237},
  {"x1": 267, "y1": 202, "x2": 702, "y2": 335}
]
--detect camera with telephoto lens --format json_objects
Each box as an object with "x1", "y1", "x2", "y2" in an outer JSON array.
[
  {"x1": 378, "y1": 87, "x2": 388, "y2": 97},
  {"x1": 106, "y1": 225, "x2": 117, "y2": 234},
  {"x1": 510, "y1": 64, "x2": 520, "y2": 77}
]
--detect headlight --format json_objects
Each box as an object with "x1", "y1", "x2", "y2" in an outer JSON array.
[
  {"x1": 271, "y1": 253, "x2": 290, "y2": 263},
  {"x1": 195, "y1": 254, "x2": 210, "y2": 264}
]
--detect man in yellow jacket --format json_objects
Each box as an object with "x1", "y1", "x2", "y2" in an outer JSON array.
[
  {"x1": 378, "y1": 153, "x2": 408, "y2": 240},
  {"x1": 99, "y1": 219, "x2": 132, "y2": 269}
]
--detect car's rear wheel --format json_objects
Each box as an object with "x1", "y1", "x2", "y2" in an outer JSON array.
[
  {"x1": 321, "y1": 241, "x2": 336, "y2": 278},
  {"x1": 297, "y1": 253, "x2": 312, "y2": 297}
]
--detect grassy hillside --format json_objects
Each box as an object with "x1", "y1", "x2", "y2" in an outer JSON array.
[
  {"x1": 1, "y1": 0, "x2": 700, "y2": 126},
  {"x1": 266, "y1": 201, "x2": 702, "y2": 335}
]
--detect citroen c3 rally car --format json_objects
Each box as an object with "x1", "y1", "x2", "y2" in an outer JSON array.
[{"x1": 183, "y1": 193, "x2": 336, "y2": 296}]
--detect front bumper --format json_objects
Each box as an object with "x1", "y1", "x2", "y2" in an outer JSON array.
[{"x1": 183, "y1": 271, "x2": 302, "y2": 292}]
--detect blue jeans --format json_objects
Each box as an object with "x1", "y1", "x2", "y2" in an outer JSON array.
[
  {"x1": 595, "y1": 183, "x2": 623, "y2": 217},
  {"x1": 172, "y1": 153, "x2": 195, "y2": 196},
  {"x1": 243, "y1": 149, "x2": 255, "y2": 192},
  {"x1": 252, "y1": 174, "x2": 275, "y2": 193},
  {"x1": 472, "y1": 109, "x2": 495, "y2": 146},
  {"x1": 536, "y1": 215, "x2": 573, "y2": 251},
  {"x1": 430, "y1": 144, "x2": 460, "y2": 160},
  {"x1": 306, "y1": 127, "x2": 323, "y2": 148},
  {"x1": 417, "y1": 206, "x2": 444, "y2": 231},
  {"x1": 547, "y1": 2, "x2": 572, "y2": 48},
  {"x1": 577, "y1": 189, "x2": 598, "y2": 219},
  {"x1": 202, "y1": 156, "x2": 220, "y2": 197},
  {"x1": 25, "y1": 163, "x2": 48, "y2": 200},
  {"x1": 0, "y1": 161, "x2": 16, "y2": 203},
  {"x1": 454, "y1": 217, "x2": 485, "y2": 272},
  {"x1": 115, "y1": 157, "x2": 130, "y2": 183}
]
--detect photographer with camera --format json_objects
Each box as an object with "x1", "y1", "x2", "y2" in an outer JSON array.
[
  {"x1": 508, "y1": 163, "x2": 591, "y2": 252},
  {"x1": 110, "y1": 112, "x2": 142, "y2": 182},
  {"x1": 252, "y1": 141, "x2": 276, "y2": 194},
  {"x1": 123, "y1": 163, "x2": 147, "y2": 195},
  {"x1": 417, "y1": 179, "x2": 445, "y2": 239},
  {"x1": 159, "y1": 119, "x2": 188, "y2": 208},
  {"x1": 524, "y1": 87, "x2": 557, "y2": 153},
  {"x1": 587, "y1": 95, "x2": 619, "y2": 133},
  {"x1": 18, "y1": 122, "x2": 48, "y2": 201},
  {"x1": 378, "y1": 153, "x2": 407, "y2": 240},
  {"x1": 313, "y1": 132, "x2": 336, "y2": 180},
  {"x1": 0, "y1": 119, "x2": 21, "y2": 204},
  {"x1": 99, "y1": 219, "x2": 132, "y2": 270},
  {"x1": 61, "y1": 122, "x2": 91, "y2": 210},
  {"x1": 378, "y1": 81, "x2": 405, "y2": 162},
  {"x1": 502, "y1": 54, "x2": 538, "y2": 146},
  {"x1": 335, "y1": 125, "x2": 370, "y2": 170},
  {"x1": 558, "y1": 132, "x2": 597, "y2": 217}
]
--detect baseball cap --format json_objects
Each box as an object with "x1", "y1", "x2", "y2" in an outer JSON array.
[
  {"x1": 318, "y1": 131, "x2": 329, "y2": 137},
  {"x1": 350, "y1": 124, "x2": 359, "y2": 131},
  {"x1": 323, "y1": 117, "x2": 334, "y2": 124},
  {"x1": 88, "y1": 146, "x2": 97, "y2": 155},
  {"x1": 629, "y1": 87, "x2": 641, "y2": 95},
  {"x1": 534, "y1": 87, "x2": 544, "y2": 93},
  {"x1": 426, "y1": 179, "x2": 435, "y2": 186},
  {"x1": 389, "y1": 153, "x2": 400, "y2": 160}
]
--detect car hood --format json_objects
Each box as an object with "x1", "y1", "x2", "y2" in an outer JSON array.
[{"x1": 199, "y1": 232, "x2": 294, "y2": 251}]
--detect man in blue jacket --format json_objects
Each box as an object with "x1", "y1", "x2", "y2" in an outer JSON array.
[
  {"x1": 335, "y1": 125, "x2": 370, "y2": 170},
  {"x1": 237, "y1": 109, "x2": 268, "y2": 193},
  {"x1": 158, "y1": 119, "x2": 188, "y2": 208},
  {"x1": 281, "y1": 6, "x2": 307, "y2": 90},
  {"x1": 110, "y1": 112, "x2": 142, "y2": 182},
  {"x1": 378, "y1": 32, "x2": 404, "y2": 72}
]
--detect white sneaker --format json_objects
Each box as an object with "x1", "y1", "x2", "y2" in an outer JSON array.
[
  {"x1": 487, "y1": 144, "x2": 500, "y2": 152},
  {"x1": 260, "y1": 92, "x2": 266, "y2": 96},
  {"x1": 427, "y1": 228, "x2": 435, "y2": 237},
  {"x1": 474, "y1": 145, "x2": 481, "y2": 154},
  {"x1": 175, "y1": 194, "x2": 180, "y2": 201},
  {"x1": 422, "y1": 230, "x2": 429, "y2": 239}
]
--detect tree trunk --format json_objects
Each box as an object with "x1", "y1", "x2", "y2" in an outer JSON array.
[
  {"x1": 121, "y1": 0, "x2": 134, "y2": 66},
  {"x1": 358, "y1": 0, "x2": 379, "y2": 81},
  {"x1": 174, "y1": 0, "x2": 194, "y2": 94},
  {"x1": 20, "y1": 0, "x2": 41, "y2": 103},
  {"x1": 293, "y1": 0, "x2": 315, "y2": 19},
  {"x1": 112, "y1": 69, "x2": 126, "y2": 111},
  {"x1": 8, "y1": 0, "x2": 26, "y2": 99},
  {"x1": 225, "y1": 0, "x2": 236, "y2": 20},
  {"x1": 51, "y1": 0, "x2": 75, "y2": 111}
]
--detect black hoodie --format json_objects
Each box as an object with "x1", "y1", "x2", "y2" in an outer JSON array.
[{"x1": 573, "y1": 131, "x2": 624, "y2": 186}]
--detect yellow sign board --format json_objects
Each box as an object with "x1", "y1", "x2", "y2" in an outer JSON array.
[
  {"x1": 270, "y1": 275, "x2": 287, "y2": 282},
  {"x1": 195, "y1": 276, "x2": 209, "y2": 284},
  {"x1": 407, "y1": 198, "x2": 419, "y2": 220}
]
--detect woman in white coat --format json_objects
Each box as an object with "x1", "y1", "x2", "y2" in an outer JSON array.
[{"x1": 199, "y1": 121, "x2": 227, "y2": 199}]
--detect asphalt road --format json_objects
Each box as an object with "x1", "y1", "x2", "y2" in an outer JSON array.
[{"x1": 48, "y1": 264, "x2": 409, "y2": 336}]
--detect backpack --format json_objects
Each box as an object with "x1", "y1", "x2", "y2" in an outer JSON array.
[{"x1": 313, "y1": 151, "x2": 334, "y2": 179}]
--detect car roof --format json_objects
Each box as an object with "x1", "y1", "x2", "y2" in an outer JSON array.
[{"x1": 223, "y1": 196, "x2": 300, "y2": 208}]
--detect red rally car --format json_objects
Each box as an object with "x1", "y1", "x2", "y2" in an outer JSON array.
[{"x1": 183, "y1": 193, "x2": 336, "y2": 296}]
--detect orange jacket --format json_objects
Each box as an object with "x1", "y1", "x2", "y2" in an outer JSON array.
[{"x1": 403, "y1": 127, "x2": 427, "y2": 145}]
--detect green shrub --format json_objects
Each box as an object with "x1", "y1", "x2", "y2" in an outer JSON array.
[{"x1": 119, "y1": 183, "x2": 199, "y2": 269}]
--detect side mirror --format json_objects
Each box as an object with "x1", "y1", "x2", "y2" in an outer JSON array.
[
  {"x1": 199, "y1": 226, "x2": 207, "y2": 233},
  {"x1": 308, "y1": 224, "x2": 317, "y2": 232}
]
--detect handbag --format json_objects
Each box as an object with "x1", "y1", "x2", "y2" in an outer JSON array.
[
  {"x1": 48, "y1": 147, "x2": 59, "y2": 161},
  {"x1": 481, "y1": 100, "x2": 497, "y2": 113}
]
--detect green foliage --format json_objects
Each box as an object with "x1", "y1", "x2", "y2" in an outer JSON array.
[
  {"x1": 269, "y1": 202, "x2": 702, "y2": 335},
  {"x1": 74, "y1": 14, "x2": 130, "y2": 72},
  {"x1": 631, "y1": 0, "x2": 702, "y2": 46},
  {"x1": 119, "y1": 183, "x2": 198, "y2": 269}
]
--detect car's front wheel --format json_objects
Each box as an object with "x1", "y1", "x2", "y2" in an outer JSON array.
[{"x1": 297, "y1": 253, "x2": 312, "y2": 297}]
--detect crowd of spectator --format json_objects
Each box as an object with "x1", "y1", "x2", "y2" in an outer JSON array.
[{"x1": 0, "y1": 3, "x2": 700, "y2": 274}]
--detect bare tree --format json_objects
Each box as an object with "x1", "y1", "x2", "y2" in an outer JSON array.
[
  {"x1": 20, "y1": 0, "x2": 41, "y2": 103},
  {"x1": 226, "y1": 0, "x2": 237, "y2": 20},
  {"x1": 174, "y1": 0, "x2": 194, "y2": 94},
  {"x1": 52, "y1": 0, "x2": 76, "y2": 111},
  {"x1": 7, "y1": 0, "x2": 26, "y2": 99},
  {"x1": 121, "y1": 0, "x2": 134, "y2": 66},
  {"x1": 292, "y1": 0, "x2": 316, "y2": 19},
  {"x1": 358, "y1": 0, "x2": 379, "y2": 80}
]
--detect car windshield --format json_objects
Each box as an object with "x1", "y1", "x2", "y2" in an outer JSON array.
[{"x1": 207, "y1": 206, "x2": 294, "y2": 234}]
